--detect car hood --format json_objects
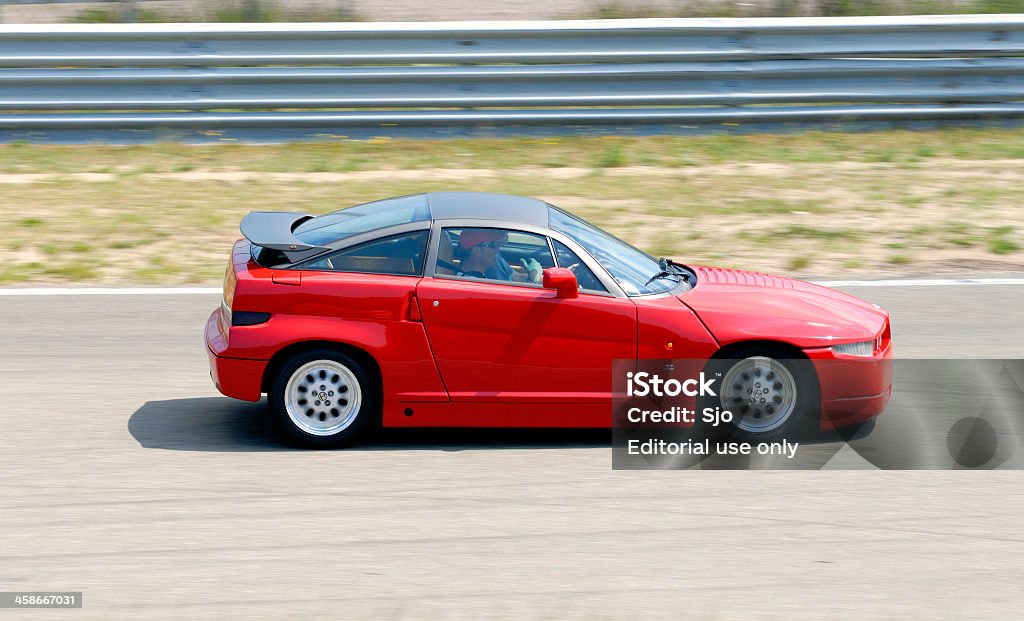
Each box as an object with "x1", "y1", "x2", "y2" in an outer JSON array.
[{"x1": 678, "y1": 266, "x2": 889, "y2": 349}]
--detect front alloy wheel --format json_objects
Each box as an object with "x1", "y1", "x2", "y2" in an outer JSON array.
[
  {"x1": 703, "y1": 349, "x2": 819, "y2": 442},
  {"x1": 721, "y1": 356, "x2": 799, "y2": 434}
]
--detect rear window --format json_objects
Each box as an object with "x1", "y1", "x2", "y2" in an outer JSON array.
[
  {"x1": 293, "y1": 194, "x2": 431, "y2": 246},
  {"x1": 301, "y1": 231, "x2": 429, "y2": 276}
]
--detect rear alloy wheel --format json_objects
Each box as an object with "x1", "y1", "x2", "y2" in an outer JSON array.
[
  {"x1": 270, "y1": 350, "x2": 375, "y2": 448},
  {"x1": 704, "y1": 350, "x2": 819, "y2": 442}
]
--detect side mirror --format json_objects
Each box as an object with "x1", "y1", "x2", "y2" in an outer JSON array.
[{"x1": 543, "y1": 267, "x2": 578, "y2": 299}]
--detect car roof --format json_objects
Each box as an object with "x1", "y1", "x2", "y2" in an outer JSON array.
[{"x1": 424, "y1": 192, "x2": 550, "y2": 226}]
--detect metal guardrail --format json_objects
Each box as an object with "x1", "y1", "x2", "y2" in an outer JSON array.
[{"x1": 0, "y1": 15, "x2": 1022, "y2": 129}]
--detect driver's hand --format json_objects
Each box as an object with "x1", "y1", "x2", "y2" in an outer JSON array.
[
  {"x1": 520, "y1": 258, "x2": 542, "y2": 283},
  {"x1": 566, "y1": 263, "x2": 585, "y2": 288}
]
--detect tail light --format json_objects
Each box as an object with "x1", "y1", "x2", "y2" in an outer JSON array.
[{"x1": 222, "y1": 261, "x2": 237, "y2": 324}]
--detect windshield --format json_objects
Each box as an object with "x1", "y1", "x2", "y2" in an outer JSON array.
[
  {"x1": 293, "y1": 194, "x2": 431, "y2": 246},
  {"x1": 548, "y1": 206, "x2": 679, "y2": 296}
]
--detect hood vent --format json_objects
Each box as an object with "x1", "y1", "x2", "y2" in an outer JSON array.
[{"x1": 695, "y1": 266, "x2": 795, "y2": 289}]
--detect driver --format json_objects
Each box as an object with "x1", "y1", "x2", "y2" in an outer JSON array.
[{"x1": 457, "y1": 230, "x2": 542, "y2": 284}]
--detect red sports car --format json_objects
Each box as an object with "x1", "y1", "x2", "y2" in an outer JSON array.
[{"x1": 206, "y1": 192, "x2": 892, "y2": 448}]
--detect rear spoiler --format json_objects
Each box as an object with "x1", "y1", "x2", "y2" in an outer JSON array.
[{"x1": 239, "y1": 211, "x2": 329, "y2": 264}]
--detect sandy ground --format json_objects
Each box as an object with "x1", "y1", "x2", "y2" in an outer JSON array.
[
  {"x1": 1, "y1": 157, "x2": 1022, "y2": 284},
  {"x1": 0, "y1": 158, "x2": 1019, "y2": 183}
]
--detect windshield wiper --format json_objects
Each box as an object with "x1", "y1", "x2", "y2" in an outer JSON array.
[{"x1": 644, "y1": 257, "x2": 684, "y2": 287}]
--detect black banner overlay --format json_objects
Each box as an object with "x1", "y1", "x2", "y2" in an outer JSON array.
[{"x1": 612, "y1": 359, "x2": 1024, "y2": 470}]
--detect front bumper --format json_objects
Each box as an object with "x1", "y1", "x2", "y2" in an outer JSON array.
[
  {"x1": 806, "y1": 339, "x2": 894, "y2": 430},
  {"x1": 206, "y1": 307, "x2": 267, "y2": 402}
]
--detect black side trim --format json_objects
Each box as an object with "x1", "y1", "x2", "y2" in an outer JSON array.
[{"x1": 232, "y1": 311, "x2": 271, "y2": 326}]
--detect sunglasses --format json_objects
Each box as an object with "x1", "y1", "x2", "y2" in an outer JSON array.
[{"x1": 477, "y1": 241, "x2": 500, "y2": 249}]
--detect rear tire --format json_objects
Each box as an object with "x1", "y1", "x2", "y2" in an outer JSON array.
[
  {"x1": 269, "y1": 349, "x2": 376, "y2": 449},
  {"x1": 701, "y1": 347, "x2": 820, "y2": 443}
]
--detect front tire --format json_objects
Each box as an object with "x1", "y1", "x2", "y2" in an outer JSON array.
[
  {"x1": 703, "y1": 349, "x2": 820, "y2": 442},
  {"x1": 269, "y1": 349, "x2": 376, "y2": 449}
]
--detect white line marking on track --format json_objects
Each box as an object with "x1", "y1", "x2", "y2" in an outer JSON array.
[
  {"x1": 0, "y1": 287, "x2": 221, "y2": 296},
  {"x1": 0, "y1": 278, "x2": 1022, "y2": 296},
  {"x1": 812, "y1": 278, "x2": 1024, "y2": 287}
]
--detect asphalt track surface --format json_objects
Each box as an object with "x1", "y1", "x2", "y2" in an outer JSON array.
[{"x1": 1, "y1": 279, "x2": 1022, "y2": 620}]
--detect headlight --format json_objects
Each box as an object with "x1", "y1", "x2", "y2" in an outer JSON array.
[{"x1": 832, "y1": 339, "x2": 875, "y2": 357}]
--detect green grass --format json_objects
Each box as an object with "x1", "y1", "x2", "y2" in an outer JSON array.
[
  {"x1": 776, "y1": 225, "x2": 862, "y2": 241},
  {"x1": 989, "y1": 238, "x2": 1021, "y2": 255},
  {"x1": 788, "y1": 256, "x2": 811, "y2": 270},
  {"x1": 897, "y1": 195, "x2": 927, "y2": 209},
  {"x1": 595, "y1": 144, "x2": 627, "y2": 168},
  {"x1": 4, "y1": 128, "x2": 1024, "y2": 176},
  {"x1": 1, "y1": 126, "x2": 1022, "y2": 284},
  {"x1": 987, "y1": 226, "x2": 1021, "y2": 255}
]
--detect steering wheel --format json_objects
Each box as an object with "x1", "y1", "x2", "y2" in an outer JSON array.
[{"x1": 565, "y1": 262, "x2": 602, "y2": 291}]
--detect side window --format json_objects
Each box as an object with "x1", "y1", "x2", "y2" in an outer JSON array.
[
  {"x1": 303, "y1": 230, "x2": 428, "y2": 276},
  {"x1": 552, "y1": 240, "x2": 608, "y2": 294},
  {"x1": 437, "y1": 227, "x2": 554, "y2": 286}
]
